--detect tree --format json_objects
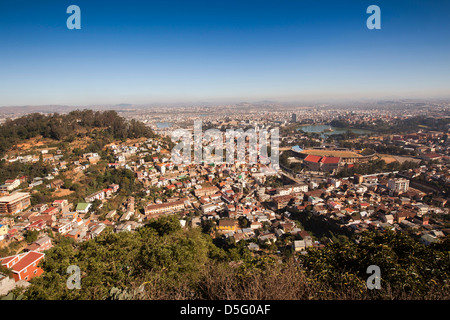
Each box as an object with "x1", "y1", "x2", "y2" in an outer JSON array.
[
  {"x1": 238, "y1": 216, "x2": 250, "y2": 228},
  {"x1": 147, "y1": 215, "x2": 182, "y2": 236},
  {"x1": 63, "y1": 179, "x2": 73, "y2": 189},
  {"x1": 299, "y1": 231, "x2": 450, "y2": 297},
  {"x1": 22, "y1": 218, "x2": 219, "y2": 300},
  {"x1": 201, "y1": 219, "x2": 216, "y2": 235},
  {"x1": 25, "y1": 230, "x2": 39, "y2": 243},
  {"x1": 0, "y1": 110, "x2": 155, "y2": 158}
]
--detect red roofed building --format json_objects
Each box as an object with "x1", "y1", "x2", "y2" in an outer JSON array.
[
  {"x1": 7, "y1": 228, "x2": 19, "y2": 239},
  {"x1": 320, "y1": 156, "x2": 340, "y2": 164},
  {"x1": 42, "y1": 207, "x2": 59, "y2": 216},
  {"x1": 421, "y1": 153, "x2": 442, "y2": 161},
  {"x1": 52, "y1": 199, "x2": 69, "y2": 209},
  {"x1": 304, "y1": 155, "x2": 322, "y2": 171},
  {"x1": 304, "y1": 155, "x2": 341, "y2": 172},
  {"x1": 0, "y1": 251, "x2": 45, "y2": 282},
  {"x1": 103, "y1": 188, "x2": 114, "y2": 197},
  {"x1": 320, "y1": 156, "x2": 341, "y2": 172},
  {"x1": 26, "y1": 219, "x2": 47, "y2": 231},
  {"x1": 304, "y1": 154, "x2": 321, "y2": 163}
]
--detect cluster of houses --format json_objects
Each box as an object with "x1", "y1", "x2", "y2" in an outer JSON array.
[
  {"x1": 102, "y1": 136, "x2": 450, "y2": 253},
  {"x1": 1, "y1": 128, "x2": 449, "y2": 296},
  {"x1": 133, "y1": 158, "x2": 323, "y2": 253},
  {"x1": 84, "y1": 183, "x2": 120, "y2": 203},
  {"x1": 276, "y1": 174, "x2": 449, "y2": 246},
  {"x1": 1, "y1": 198, "x2": 99, "y2": 243},
  {"x1": 387, "y1": 131, "x2": 449, "y2": 159},
  {"x1": 0, "y1": 191, "x2": 121, "y2": 295}
]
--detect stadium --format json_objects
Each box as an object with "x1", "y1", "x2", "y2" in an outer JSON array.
[{"x1": 290, "y1": 145, "x2": 377, "y2": 172}]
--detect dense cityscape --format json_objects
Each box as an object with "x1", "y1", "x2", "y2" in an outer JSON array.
[{"x1": 0, "y1": 101, "x2": 449, "y2": 300}]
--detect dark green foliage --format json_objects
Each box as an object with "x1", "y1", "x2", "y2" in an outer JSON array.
[
  {"x1": 96, "y1": 168, "x2": 141, "y2": 197},
  {"x1": 0, "y1": 264, "x2": 13, "y2": 276},
  {"x1": 201, "y1": 219, "x2": 216, "y2": 234},
  {"x1": 0, "y1": 160, "x2": 51, "y2": 185},
  {"x1": 331, "y1": 116, "x2": 450, "y2": 134},
  {"x1": 25, "y1": 230, "x2": 39, "y2": 243},
  {"x1": 336, "y1": 159, "x2": 420, "y2": 178},
  {"x1": 238, "y1": 216, "x2": 250, "y2": 228},
  {"x1": 0, "y1": 110, "x2": 155, "y2": 158},
  {"x1": 146, "y1": 215, "x2": 182, "y2": 236},
  {"x1": 19, "y1": 224, "x2": 450, "y2": 300},
  {"x1": 22, "y1": 216, "x2": 225, "y2": 300},
  {"x1": 30, "y1": 188, "x2": 53, "y2": 206},
  {"x1": 299, "y1": 231, "x2": 450, "y2": 298},
  {"x1": 264, "y1": 175, "x2": 284, "y2": 188},
  {"x1": 340, "y1": 141, "x2": 417, "y2": 156}
]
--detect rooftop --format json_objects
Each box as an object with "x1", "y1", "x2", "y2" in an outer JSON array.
[{"x1": 0, "y1": 192, "x2": 30, "y2": 203}]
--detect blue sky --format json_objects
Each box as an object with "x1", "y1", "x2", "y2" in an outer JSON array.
[{"x1": 1, "y1": 0, "x2": 450, "y2": 106}]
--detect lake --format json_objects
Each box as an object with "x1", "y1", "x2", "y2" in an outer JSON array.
[
  {"x1": 297, "y1": 125, "x2": 372, "y2": 138},
  {"x1": 156, "y1": 122, "x2": 172, "y2": 128}
]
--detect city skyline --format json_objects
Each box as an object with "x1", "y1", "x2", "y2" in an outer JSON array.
[{"x1": 1, "y1": 0, "x2": 450, "y2": 106}]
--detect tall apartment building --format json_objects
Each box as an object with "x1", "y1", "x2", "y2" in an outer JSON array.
[
  {"x1": 388, "y1": 178, "x2": 410, "y2": 194},
  {"x1": 0, "y1": 192, "x2": 31, "y2": 214}
]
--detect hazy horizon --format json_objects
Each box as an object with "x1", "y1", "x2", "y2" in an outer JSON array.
[
  {"x1": 2, "y1": 94, "x2": 450, "y2": 108},
  {"x1": 2, "y1": 92, "x2": 450, "y2": 109}
]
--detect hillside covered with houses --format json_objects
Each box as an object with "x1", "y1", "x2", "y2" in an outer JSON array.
[{"x1": 0, "y1": 110, "x2": 449, "y2": 299}]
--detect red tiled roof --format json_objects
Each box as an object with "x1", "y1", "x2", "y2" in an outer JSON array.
[
  {"x1": 42, "y1": 207, "x2": 58, "y2": 214},
  {"x1": 320, "y1": 156, "x2": 340, "y2": 164},
  {"x1": 9, "y1": 251, "x2": 45, "y2": 272},
  {"x1": 0, "y1": 255, "x2": 16, "y2": 265},
  {"x1": 424, "y1": 153, "x2": 442, "y2": 158},
  {"x1": 304, "y1": 155, "x2": 321, "y2": 163},
  {"x1": 29, "y1": 219, "x2": 45, "y2": 226}
]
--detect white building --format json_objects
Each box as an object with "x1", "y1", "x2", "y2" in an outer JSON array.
[{"x1": 388, "y1": 178, "x2": 409, "y2": 194}]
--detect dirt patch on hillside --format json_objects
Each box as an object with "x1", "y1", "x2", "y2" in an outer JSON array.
[
  {"x1": 14, "y1": 136, "x2": 51, "y2": 151},
  {"x1": 52, "y1": 188, "x2": 74, "y2": 198},
  {"x1": 103, "y1": 137, "x2": 148, "y2": 149}
]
